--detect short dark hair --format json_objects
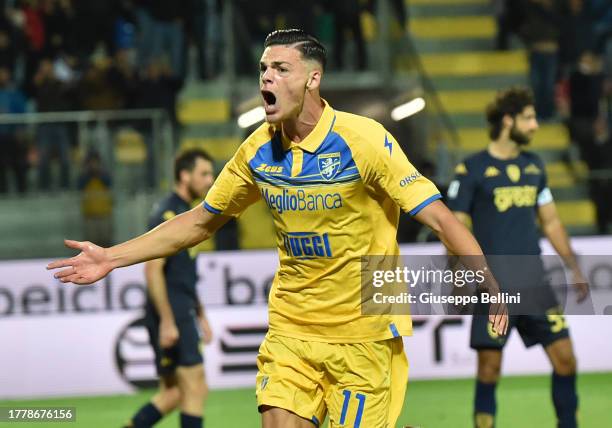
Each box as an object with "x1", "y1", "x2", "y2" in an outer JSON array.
[
  {"x1": 264, "y1": 29, "x2": 327, "y2": 71},
  {"x1": 174, "y1": 149, "x2": 212, "y2": 182},
  {"x1": 486, "y1": 86, "x2": 535, "y2": 140}
]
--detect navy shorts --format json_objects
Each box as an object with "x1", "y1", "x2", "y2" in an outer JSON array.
[
  {"x1": 470, "y1": 307, "x2": 570, "y2": 350},
  {"x1": 146, "y1": 310, "x2": 204, "y2": 376}
]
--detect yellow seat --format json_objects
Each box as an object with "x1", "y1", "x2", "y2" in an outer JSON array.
[
  {"x1": 178, "y1": 99, "x2": 230, "y2": 124},
  {"x1": 115, "y1": 128, "x2": 147, "y2": 164},
  {"x1": 181, "y1": 138, "x2": 242, "y2": 161},
  {"x1": 546, "y1": 161, "x2": 588, "y2": 188},
  {"x1": 410, "y1": 0, "x2": 487, "y2": 4},
  {"x1": 418, "y1": 51, "x2": 527, "y2": 77},
  {"x1": 411, "y1": 16, "x2": 495, "y2": 39},
  {"x1": 438, "y1": 89, "x2": 497, "y2": 114},
  {"x1": 556, "y1": 200, "x2": 596, "y2": 227},
  {"x1": 456, "y1": 124, "x2": 570, "y2": 152}
]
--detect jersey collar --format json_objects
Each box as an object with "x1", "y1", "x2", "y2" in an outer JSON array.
[{"x1": 280, "y1": 99, "x2": 336, "y2": 153}]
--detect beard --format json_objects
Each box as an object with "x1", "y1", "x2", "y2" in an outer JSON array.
[
  {"x1": 187, "y1": 183, "x2": 202, "y2": 201},
  {"x1": 509, "y1": 125, "x2": 531, "y2": 146}
]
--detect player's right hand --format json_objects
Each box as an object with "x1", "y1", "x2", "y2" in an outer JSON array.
[
  {"x1": 159, "y1": 319, "x2": 179, "y2": 348},
  {"x1": 571, "y1": 267, "x2": 589, "y2": 303},
  {"x1": 489, "y1": 300, "x2": 508, "y2": 336},
  {"x1": 46, "y1": 239, "x2": 114, "y2": 285}
]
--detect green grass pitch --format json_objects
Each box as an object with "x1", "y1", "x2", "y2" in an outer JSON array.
[{"x1": 2, "y1": 373, "x2": 610, "y2": 427}]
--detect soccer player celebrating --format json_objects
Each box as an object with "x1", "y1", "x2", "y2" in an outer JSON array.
[
  {"x1": 446, "y1": 87, "x2": 589, "y2": 428},
  {"x1": 48, "y1": 29, "x2": 507, "y2": 428},
  {"x1": 125, "y1": 150, "x2": 215, "y2": 428}
]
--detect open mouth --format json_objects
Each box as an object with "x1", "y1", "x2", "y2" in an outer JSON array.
[{"x1": 261, "y1": 90, "x2": 277, "y2": 106}]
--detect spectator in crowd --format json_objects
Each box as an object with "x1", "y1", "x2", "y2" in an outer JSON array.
[
  {"x1": 588, "y1": 133, "x2": 612, "y2": 234},
  {"x1": 78, "y1": 56, "x2": 124, "y2": 111},
  {"x1": 136, "y1": 58, "x2": 182, "y2": 127},
  {"x1": 228, "y1": 0, "x2": 257, "y2": 76},
  {"x1": 604, "y1": 35, "x2": 612, "y2": 132},
  {"x1": 592, "y1": 0, "x2": 612, "y2": 52},
  {"x1": 71, "y1": 0, "x2": 116, "y2": 59},
  {"x1": 77, "y1": 150, "x2": 113, "y2": 247},
  {"x1": 516, "y1": 0, "x2": 564, "y2": 120},
  {"x1": 558, "y1": 0, "x2": 601, "y2": 77},
  {"x1": 40, "y1": 0, "x2": 76, "y2": 59},
  {"x1": 366, "y1": 0, "x2": 408, "y2": 33},
  {"x1": 492, "y1": 0, "x2": 513, "y2": 50},
  {"x1": 186, "y1": 0, "x2": 209, "y2": 80},
  {"x1": 279, "y1": 0, "x2": 318, "y2": 35},
  {"x1": 567, "y1": 51, "x2": 610, "y2": 234},
  {"x1": 147, "y1": 0, "x2": 189, "y2": 78},
  {"x1": 0, "y1": 15, "x2": 21, "y2": 75},
  {"x1": 567, "y1": 52, "x2": 604, "y2": 165},
  {"x1": 134, "y1": 0, "x2": 155, "y2": 70},
  {"x1": 33, "y1": 57, "x2": 75, "y2": 190},
  {"x1": 0, "y1": 66, "x2": 28, "y2": 193},
  {"x1": 113, "y1": 0, "x2": 137, "y2": 54},
  {"x1": 325, "y1": 0, "x2": 367, "y2": 70},
  {"x1": 203, "y1": 0, "x2": 224, "y2": 79},
  {"x1": 107, "y1": 48, "x2": 140, "y2": 109},
  {"x1": 134, "y1": 57, "x2": 182, "y2": 186},
  {"x1": 20, "y1": 0, "x2": 47, "y2": 96}
]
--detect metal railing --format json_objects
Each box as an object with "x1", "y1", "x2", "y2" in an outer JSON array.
[
  {"x1": 0, "y1": 108, "x2": 175, "y2": 194},
  {"x1": 0, "y1": 109, "x2": 175, "y2": 258}
]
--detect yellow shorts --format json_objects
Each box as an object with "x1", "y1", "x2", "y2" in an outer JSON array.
[{"x1": 255, "y1": 333, "x2": 408, "y2": 428}]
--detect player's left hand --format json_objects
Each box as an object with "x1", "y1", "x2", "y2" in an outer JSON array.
[
  {"x1": 199, "y1": 316, "x2": 213, "y2": 344},
  {"x1": 571, "y1": 268, "x2": 589, "y2": 303}
]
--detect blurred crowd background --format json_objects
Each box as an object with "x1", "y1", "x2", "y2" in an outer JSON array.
[{"x1": 0, "y1": 0, "x2": 610, "y2": 257}]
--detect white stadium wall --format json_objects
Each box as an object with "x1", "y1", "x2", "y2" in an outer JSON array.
[{"x1": 1, "y1": 237, "x2": 611, "y2": 399}]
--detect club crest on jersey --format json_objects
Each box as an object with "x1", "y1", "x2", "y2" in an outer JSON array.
[
  {"x1": 524, "y1": 163, "x2": 541, "y2": 175},
  {"x1": 317, "y1": 152, "x2": 341, "y2": 181},
  {"x1": 506, "y1": 164, "x2": 521, "y2": 183}
]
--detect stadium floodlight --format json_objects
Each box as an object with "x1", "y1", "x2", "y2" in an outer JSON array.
[
  {"x1": 391, "y1": 97, "x2": 426, "y2": 121},
  {"x1": 237, "y1": 106, "x2": 266, "y2": 128}
]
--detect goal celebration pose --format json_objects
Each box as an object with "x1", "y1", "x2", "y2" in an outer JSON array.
[{"x1": 49, "y1": 29, "x2": 507, "y2": 428}]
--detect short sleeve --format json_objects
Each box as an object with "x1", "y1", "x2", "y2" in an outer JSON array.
[
  {"x1": 536, "y1": 157, "x2": 553, "y2": 206},
  {"x1": 445, "y1": 162, "x2": 477, "y2": 214},
  {"x1": 362, "y1": 128, "x2": 441, "y2": 215},
  {"x1": 203, "y1": 145, "x2": 261, "y2": 217}
]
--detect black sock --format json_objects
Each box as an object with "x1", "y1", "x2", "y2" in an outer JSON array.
[
  {"x1": 180, "y1": 412, "x2": 203, "y2": 428},
  {"x1": 474, "y1": 381, "x2": 496, "y2": 428},
  {"x1": 131, "y1": 402, "x2": 163, "y2": 428},
  {"x1": 552, "y1": 372, "x2": 578, "y2": 428}
]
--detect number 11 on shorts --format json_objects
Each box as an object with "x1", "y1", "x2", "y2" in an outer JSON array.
[{"x1": 339, "y1": 390, "x2": 366, "y2": 428}]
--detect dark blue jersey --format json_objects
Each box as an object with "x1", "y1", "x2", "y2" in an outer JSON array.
[
  {"x1": 446, "y1": 150, "x2": 552, "y2": 255},
  {"x1": 145, "y1": 192, "x2": 198, "y2": 319}
]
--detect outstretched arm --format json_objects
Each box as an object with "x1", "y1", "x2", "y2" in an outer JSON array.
[
  {"x1": 414, "y1": 200, "x2": 508, "y2": 335},
  {"x1": 538, "y1": 202, "x2": 589, "y2": 302},
  {"x1": 47, "y1": 206, "x2": 231, "y2": 285}
]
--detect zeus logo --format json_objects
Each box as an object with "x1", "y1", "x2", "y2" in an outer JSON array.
[
  {"x1": 282, "y1": 232, "x2": 332, "y2": 259},
  {"x1": 255, "y1": 163, "x2": 284, "y2": 175}
]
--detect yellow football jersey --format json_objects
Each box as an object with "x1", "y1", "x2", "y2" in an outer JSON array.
[{"x1": 204, "y1": 100, "x2": 440, "y2": 343}]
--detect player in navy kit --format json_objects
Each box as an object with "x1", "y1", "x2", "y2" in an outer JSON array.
[
  {"x1": 125, "y1": 149, "x2": 215, "y2": 428},
  {"x1": 446, "y1": 87, "x2": 589, "y2": 428}
]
